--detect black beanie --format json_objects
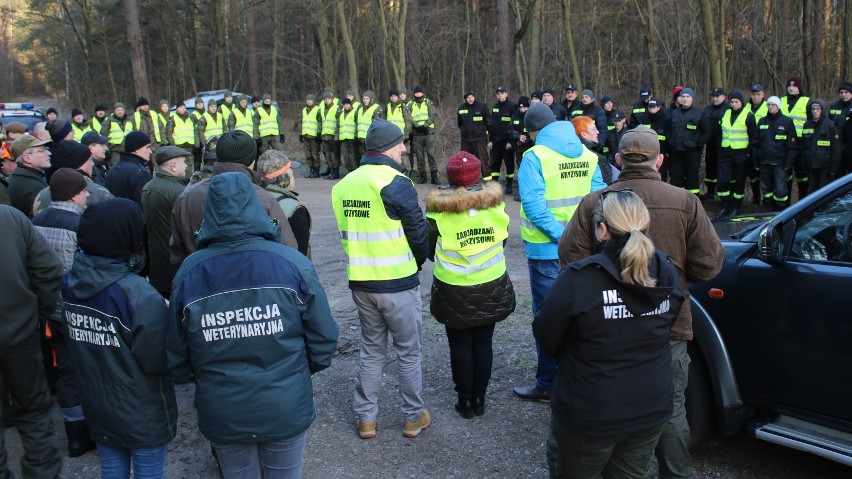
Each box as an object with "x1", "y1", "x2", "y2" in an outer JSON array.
[
  {"x1": 48, "y1": 140, "x2": 91, "y2": 178},
  {"x1": 47, "y1": 119, "x2": 73, "y2": 143},
  {"x1": 50, "y1": 168, "x2": 87, "y2": 201},
  {"x1": 71, "y1": 108, "x2": 83, "y2": 118},
  {"x1": 46, "y1": 107, "x2": 58, "y2": 115},
  {"x1": 136, "y1": 97, "x2": 149, "y2": 107},
  {"x1": 517, "y1": 96, "x2": 530, "y2": 108},
  {"x1": 840, "y1": 81, "x2": 852, "y2": 93},
  {"x1": 95, "y1": 104, "x2": 106, "y2": 112},
  {"x1": 216, "y1": 130, "x2": 257, "y2": 166},
  {"x1": 413, "y1": 85, "x2": 423, "y2": 94},
  {"x1": 123, "y1": 131, "x2": 151, "y2": 153},
  {"x1": 729, "y1": 91, "x2": 744, "y2": 103},
  {"x1": 78, "y1": 198, "x2": 144, "y2": 260}
]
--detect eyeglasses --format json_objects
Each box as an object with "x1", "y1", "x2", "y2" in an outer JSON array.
[
  {"x1": 600, "y1": 188, "x2": 634, "y2": 201},
  {"x1": 26, "y1": 147, "x2": 49, "y2": 154}
]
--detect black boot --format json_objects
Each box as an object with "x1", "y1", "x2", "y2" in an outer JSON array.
[
  {"x1": 729, "y1": 198, "x2": 742, "y2": 217},
  {"x1": 430, "y1": 170, "x2": 440, "y2": 185},
  {"x1": 473, "y1": 395, "x2": 485, "y2": 417},
  {"x1": 455, "y1": 396, "x2": 474, "y2": 420},
  {"x1": 306, "y1": 167, "x2": 318, "y2": 179},
  {"x1": 319, "y1": 165, "x2": 331, "y2": 177},
  {"x1": 64, "y1": 420, "x2": 96, "y2": 457},
  {"x1": 325, "y1": 167, "x2": 339, "y2": 180},
  {"x1": 505, "y1": 177, "x2": 513, "y2": 195},
  {"x1": 418, "y1": 172, "x2": 427, "y2": 185},
  {"x1": 698, "y1": 183, "x2": 716, "y2": 201},
  {"x1": 751, "y1": 180, "x2": 762, "y2": 205},
  {"x1": 797, "y1": 180, "x2": 809, "y2": 199},
  {"x1": 715, "y1": 197, "x2": 730, "y2": 219}
]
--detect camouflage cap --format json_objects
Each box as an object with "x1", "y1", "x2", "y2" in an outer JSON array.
[{"x1": 618, "y1": 125, "x2": 660, "y2": 163}]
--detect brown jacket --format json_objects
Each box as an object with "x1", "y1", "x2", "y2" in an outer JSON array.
[
  {"x1": 558, "y1": 166, "x2": 724, "y2": 340},
  {"x1": 169, "y1": 162, "x2": 299, "y2": 267}
]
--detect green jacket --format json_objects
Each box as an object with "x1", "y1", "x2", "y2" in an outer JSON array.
[
  {"x1": 7, "y1": 165, "x2": 46, "y2": 217},
  {"x1": 141, "y1": 170, "x2": 189, "y2": 294}
]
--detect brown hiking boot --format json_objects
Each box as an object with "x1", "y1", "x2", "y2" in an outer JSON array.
[
  {"x1": 402, "y1": 409, "x2": 431, "y2": 438},
  {"x1": 357, "y1": 420, "x2": 377, "y2": 439}
]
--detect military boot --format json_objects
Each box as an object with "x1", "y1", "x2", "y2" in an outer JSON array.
[
  {"x1": 305, "y1": 167, "x2": 318, "y2": 179},
  {"x1": 505, "y1": 177, "x2": 513, "y2": 195},
  {"x1": 418, "y1": 171, "x2": 427, "y2": 184},
  {"x1": 64, "y1": 420, "x2": 96, "y2": 457},
  {"x1": 430, "y1": 170, "x2": 440, "y2": 185},
  {"x1": 325, "y1": 167, "x2": 340, "y2": 180}
]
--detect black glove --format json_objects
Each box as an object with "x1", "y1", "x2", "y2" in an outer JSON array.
[
  {"x1": 279, "y1": 134, "x2": 286, "y2": 143},
  {"x1": 299, "y1": 135, "x2": 304, "y2": 143}
]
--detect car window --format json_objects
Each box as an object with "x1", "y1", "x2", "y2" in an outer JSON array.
[{"x1": 789, "y1": 189, "x2": 852, "y2": 263}]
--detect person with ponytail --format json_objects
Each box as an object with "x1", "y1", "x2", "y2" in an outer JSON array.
[{"x1": 533, "y1": 189, "x2": 685, "y2": 479}]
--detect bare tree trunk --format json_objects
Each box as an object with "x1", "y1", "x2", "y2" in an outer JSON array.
[
  {"x1": 496, "y1": 0, "x2": 512, "y2": 89},
  {"x1": 315, "y1": 0, "x2": 335, "y2": 86},
  {"x1": 214, "y1": 0, "x2": 228, "y2": 87},
  {"x1": 530, "y1": 0, "x2": 541, "y2": 88},
  {"x1": 337, "y1": 0, "x2": 358, "y2": 91},
  {"x1": 513, "y1": 0, "x2": 538, "y2": 95},
  {"x1": 700, "y1": 0, "x2": 724, "y2": 87},
  {"x1": 803, "y1": 0, "x2": 816, "y2": 90},
  {"x1": 638, "y1": 0, "x2": 661, "y2": 98},
  {"x1": 245, "y1": 0, "x2": 259, "y2": 94},
  {"x1": 398, "y1": 0, "x2": 408, "y2": 88},
  {"x1": 560, "y1": 0, "x2": 582, "y2": 88},
  {"x1": 124, "y1": 0, "x2": 149, "y2": 99},
  {"x1": 718, "y1": 0, "x2": 727, "y2": 86},
  {"x1": 845, "y1": 0, "x2": 852, "y2": 80},
  {"x1": 408, "y1": 0, "x2": 422, "y2": 84}
]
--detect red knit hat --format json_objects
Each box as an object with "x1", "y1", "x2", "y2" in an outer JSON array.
[
  {"x1": 787, "y1": 76, "x2": 803, "y2": 90},
  {"x1": 445, "y1": 151, "x2": 481, "y2": 187}
]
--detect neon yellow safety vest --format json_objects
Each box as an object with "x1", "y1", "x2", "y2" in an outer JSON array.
[
  {"x1": 171, "y1": 113, "x2": 195, "y2": 145},
  {"x1": 743, "y1": 101, "x2": 768, "y2": 123},
  {"x1": 256, "y1": 107, "x2": 280, "y2": 137},
  {"x1": 107, "y1": 118, "x2": 131, "y2": 145},
  {"x1": 133, "y1": 111, "x2": 161, "y2": 143},
  {"x1": 781, "y1": 96, "x2": 810, "y2": 137},
  {"x1": 301, "y1": 106, "x2": 320, "y2": 137},
  {"x1": 320, "y1": 105, "x2": 338, "y2": 136},
  {"x1": 71, "y1": 123, "x2": 90, "y2": 141},
  {"x1": 338, "y1": 109, "x2": 357, "y2": 140},
  {"x1": 519, "y1": 145, "x2": 597, "y2": 244},
  {"x1": 331, "y1": 165, "x2": 417, "y2": 281},
  {"x1": 202, "y1": 112, "x2": 224, "y2": 140},
  {"x1": 91, "y1": 117, "x2": 103, "y2": 134},
  {"x1": 386, "y1": 103, "x2": 405, "y2": 134},
  {"x1": 219, "y1": 103, "x2": 233, "y2": 124},
  {"x1": 191, "y1": 110, "x2": 203, "y2": 124},
  {"x1": 411, "y1": 101, "x2": 434, "y2": 131},
  {"x1": 231, "y1": 108, "x2": 254, "y2": 136},
  {"x1": 720, "y1": 109, "x2": 749, "y2": 149},
  {"x1": 426, "y1": 205, "x2": 509, "y2": 286},
  {"x1": 357, "y1": 104, "x2": 379, "y2": 140}
]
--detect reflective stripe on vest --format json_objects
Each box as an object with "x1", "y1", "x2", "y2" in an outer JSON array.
[
  {"x1": 743, "y1": 101, "x2": 768, "y2": 123},
  {"x1": 202, "y1": 112, "x2": 224, "y2": 140},
  {"x1": 108, "y1": 118, "x2": 131, "y2": 145},
  {"x1": 720, "y1": 109, "x2": 749, "y2": 149},
  {"x1": 357, "y1": 104, "x2": 379, "y2": 139},
  {"x1": 320, "y1": 105, "x2": 338, "y2": 136},
  {"x1": 331, "y1": 165, "x2": 417, "y2": 281},
  {"x1": 256, "y1": 107, "x2": 280, "y2": 137},
  {"x1": 386, "y1": 103, "x2": 405, "y2": 134},
  {"x1": 817, "y1": 139, "x2": 831, "y2": 147},
  {"x1": 71, "y1": 124, "x2": 90, "y2": 141},
  {"x1": 519, "y1": 145, "x2": 597, "y2": 244},
  {"x1": 781, "y1": 96, "x2": 809, "y2": 136},
  {"x1": 411, "y1": 101, "x2": 434, "y2": 131},
  {"x1": 133, "y1": 111, "x2": 160, "y2": 143},
  {"x1": 301, "y1": 106, "x2": 320, "y2": 136},
  {"x1": 171, "y1": 113, "x2": 195, "y2": 145},
  {"x1": 426, "y1": 205, "x2": 509, "y2": 286},
  {"x1": 232, "y1": 108, "x2": 254, "y2": 136},
  {"x1": 338, "y1": 109, "x2": 357, "y2": 140}
]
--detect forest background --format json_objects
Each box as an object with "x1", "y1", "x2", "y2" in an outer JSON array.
[{"x1": 2, "y1": 0, "x2": 852, "y2": 117}]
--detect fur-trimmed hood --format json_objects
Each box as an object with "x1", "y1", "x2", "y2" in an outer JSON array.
[{"x1": 425, "y1": 180, "x2": 504, "y2": 214}]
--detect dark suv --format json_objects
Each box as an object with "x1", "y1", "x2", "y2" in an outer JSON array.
[{"x1": 687, "y1": 173, "x2": 852, "y2": 466}]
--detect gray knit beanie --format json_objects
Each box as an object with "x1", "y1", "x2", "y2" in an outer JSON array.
[
  {"x1": 216, "y1": 130, "x2": 257, "y2": 166},
  {"x1": 581, "y1": 89, "x2": 594, "y2": 99},
  {"x1": 365, "y1": 119, "x2": 404, "y2": 152},
  {"x1": 524, "y1": 103, "x2": 557, "y2": 132}
]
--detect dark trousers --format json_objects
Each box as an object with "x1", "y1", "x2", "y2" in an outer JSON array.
[
  {"x1": 747, "y1": 165, "x2": 761, "y2": 202},
  {"x1": 321, "y1": 139, "x2": 340, "y2": 169},
  {"x1": 445, "y1": 324, "x2": 496, "y2": 400},
  {"x1": 461, "y1": 138, "x2": 491, "y2": 178},
  {"x1": 791, "y1": 149, "x2": 810, "y2": 198},
  {"x1": 412, "y1": 134, "x2": 437, "y2": 173},
  {"x1": 340, "y1": 140, "x2": 359, "y2": 172},
  {"x1": 548, "y1": 414, "x2": 665, "y2": 479},
  {"x1": 760, "y1": 164, "x2": 789, "y2": 206},
  {"x1": 0, "y1": 335, "x2": 63, "y2": 478},
  {"x1": 660, "y1": 154, "x2": 671, "y2": 183},
  {"x1": 669, "y1": 149, "x2": 702, "y2": 193},
  {"x1": 717, "y1": 152, "x2": 749, "y2": 201},
  {"x1": 489, "y1": 141, "x2": 515, "y2": 181},
  {"x1": 303, "y1": 137, "x2": 321, "y2": 169},
  {"x1": 704, "y1": 144, "x2": 720, "y2": 189},
  {"x1": 809, "y1": 168, "x2": 833, "y2": 192},
  {"x1": 47, "y1": 319, "x2": 79, "y2": 409}
]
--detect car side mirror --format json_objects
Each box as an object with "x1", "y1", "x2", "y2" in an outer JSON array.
[{"x1": 759, "y1": 220, "x2": 784, "y2": 262}]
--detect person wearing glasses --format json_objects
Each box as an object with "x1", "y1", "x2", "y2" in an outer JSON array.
[
  {"x1": 536, "y1": 189, "x2": 685, "y2": 478},
  {"x1": 559, "y1": 126, "x2": 723, "y2": 479},
  {"x1": 6, "y1": 134, "x2": 51, "y2": 217}
]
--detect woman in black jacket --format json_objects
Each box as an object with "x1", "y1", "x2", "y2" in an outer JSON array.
[
  {"x1": 533, "y1": 190, "x2": 684, "y2": 479},
  {"x1": 426, "y1": 151, "x2": 515, "y2": 419}
]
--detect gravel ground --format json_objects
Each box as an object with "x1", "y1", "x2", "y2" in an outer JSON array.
[{"x1": 3, "y1": 155, "x2": 849, "y2": 478}]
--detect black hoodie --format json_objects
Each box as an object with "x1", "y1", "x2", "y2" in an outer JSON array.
[{"x1": 533, "y1": 246, "x2": 684, "y2": 437}]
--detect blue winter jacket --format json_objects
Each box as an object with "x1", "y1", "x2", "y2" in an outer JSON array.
[
  {"x1": 169, "y1": 172, "x2": 339, "y2": 443},
  {"x1": 518, "y1": 121, "x2": 606, "y2": 260}
]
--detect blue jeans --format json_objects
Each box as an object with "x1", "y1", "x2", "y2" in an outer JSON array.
[
  {"x1": 213, "y1": 430, "x2": 307, "y2": 479},
  {"x1": 97, "y1": 443, "x2": 167, "y2": 479},
  {"x1": 528, "y1": 258, "x2": 560, "y2": 391}
]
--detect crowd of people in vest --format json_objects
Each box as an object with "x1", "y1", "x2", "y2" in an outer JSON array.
[{"x1": 2, "y1": 72, "x2": 845, "y2": 479}]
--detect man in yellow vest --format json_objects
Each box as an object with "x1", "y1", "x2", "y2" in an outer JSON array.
[
  {"x1": 744, "y1": 83, "x2": 768, "y2": 205},
  {"x1": 90, "y1": 105, "x2": 107, "y2": 135},
  {"x1": 336, "y1": 98, "x2": 359, "y2": 173},
  {"x1": 191, "y1": 97, "x2": 205, "y2": 124},
  {"x1": 299, "y1": 94, "x2": 323, "y2": 178},
  {"x1": 198, "y1": 100, "x2": 225, "y2": 145},
  {"x1": 100, "y1": 102, "x2": 133, "y2": 165},
  {"x1": 781, "y1": 76, "x2": 810, "y2": 199},
  {"x1": 131, "y1": 97, "x2": 161, "y2": 152},
  {"x1": 168, "y1": 101, "x2": 199, "y2": 173},
  {"x1": 716, "y1": 92, "x2": 757, "y2": 218},
  {"x1": 386, "y1": 88, "x2": 412, "y2": 177},
  {"x1": 331, "y1": 118, "x2": 430, "y2": 440},
  {"x1": 355, "y1": 91, "x2": 383, "y2": 158},
  {"x1": 156, "y1": 99, "x2": 171, "y2": 146},
  {"x1": 228, "y1": 95, "x2": 257, "y2": 138},
  {"x1": 319, "y1": 92, "x2": 341, "y2": 179},
  {"x1": 255, "y1": 94, "x2": 285, "y2": 155},
  {"x1": 70, "y1": 108, "x2": 91, "y2": 141},
  {"x1": 410, "y1": 86, "x2": 438, "y2": 184},
  {"x1": 219, "y1": 90, "x2": 235, "y2": 127},
  {"x1": 513, "y1": 102, "x2": 606, "y2": 403}
]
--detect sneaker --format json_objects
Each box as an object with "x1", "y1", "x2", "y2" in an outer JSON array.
[
  {"x1": 357, "y1": 420, "x2": 377, "y2": 439},
  {"x1": 512, "y1": 384, "x2": 551, "y2": 403},
  {"x1": 402, "y1": 410, "x2": 431, "y2": 438}
]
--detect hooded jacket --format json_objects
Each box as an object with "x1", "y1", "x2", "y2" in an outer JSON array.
[
  {"x1": 61, "y1": 252, "x2": 177, "y2": 449},
  {"x1": 801, "y1": 99, "x2": 842, "y2": 173},
  {"x1": 518, "y1": 120, "x2": 606, "y2": 260},
  {"x1": 534, "y1": 248, "x2": 685, "y2": 436},
  {"x1": 169, "y1": 173, "x2": 339, "y2": 443},
  {"x1": 426, "y1": 181, "x2": 516, "y2": 329}
]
